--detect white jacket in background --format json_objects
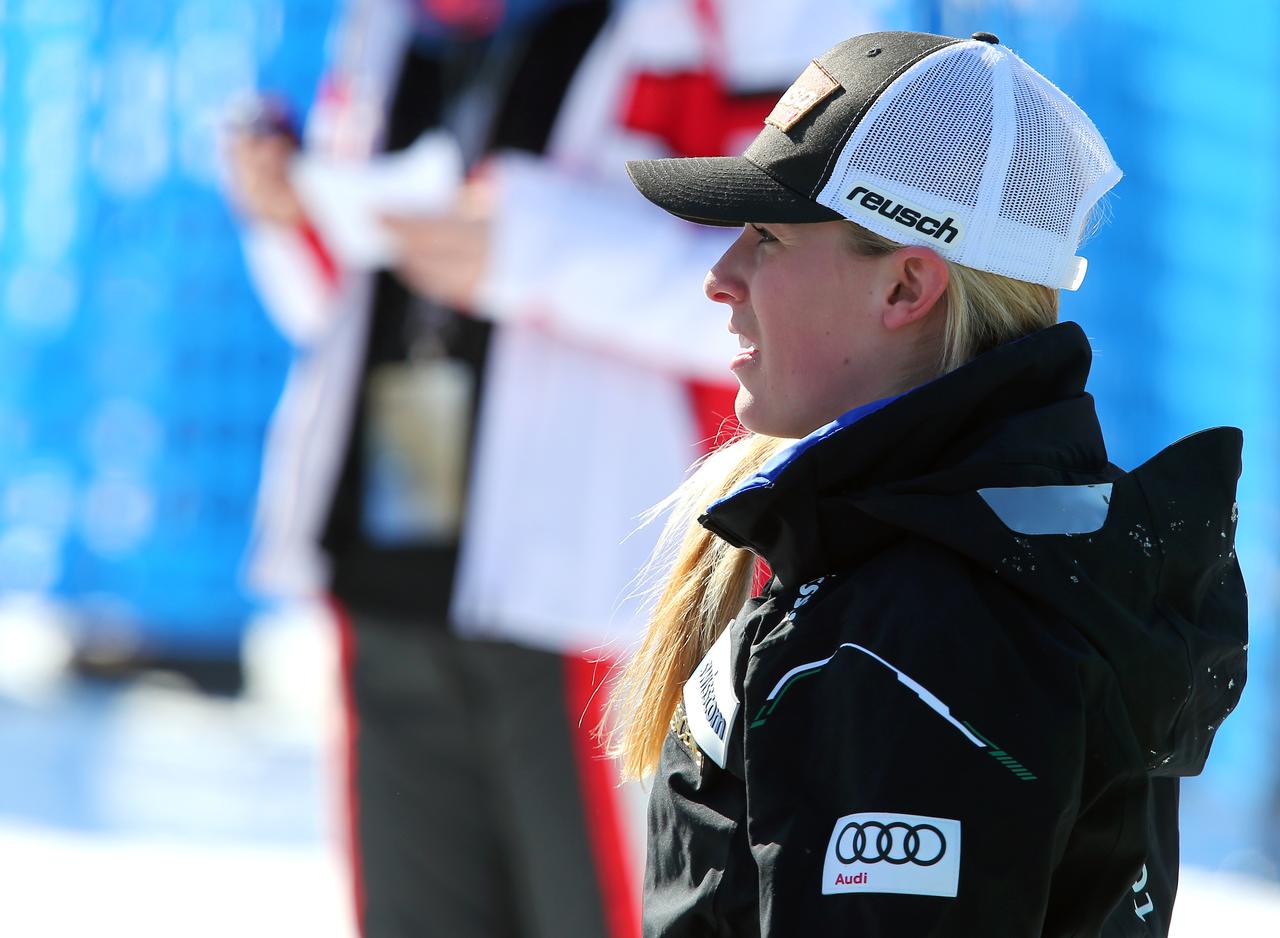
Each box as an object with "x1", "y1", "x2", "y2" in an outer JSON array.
[{"x1": 240, "y1": 0, "x2": 880, "y2": 654}]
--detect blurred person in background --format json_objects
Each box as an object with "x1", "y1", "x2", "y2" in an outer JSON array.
[{"x1": 228, "y1": 0, "x2": 876, "y2": 935}]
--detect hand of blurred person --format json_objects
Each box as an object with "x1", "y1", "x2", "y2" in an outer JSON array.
[
  {"x1": 382, "y1": 176, "x2": 494, "y2": 312},
  {"x1": 228, "y1": 129, "x2": 307, "y2": 228}
]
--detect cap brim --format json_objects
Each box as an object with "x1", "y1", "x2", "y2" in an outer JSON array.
[{"x1": 626, "y1": 156, "x2": 843, "y2": 227}]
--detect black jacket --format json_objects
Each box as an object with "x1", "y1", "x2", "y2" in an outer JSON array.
[{"x1": 644, "y1": 322, "x2": 1247, "y2": 937}]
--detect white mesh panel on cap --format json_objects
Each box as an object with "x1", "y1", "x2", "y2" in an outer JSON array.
[
  {"x1": 815, "y1": 40, "x2": 1121, "y2": 290},
  {"x1": 842, "y1": 45, "x2": 993, "y2": 207},
  {"x1": 994, "y1": 55, "x2": 1121, "y2": 282}
]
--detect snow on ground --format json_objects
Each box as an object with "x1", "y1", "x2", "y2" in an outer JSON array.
[
  {"x1": 0, "y1": 602, "x2": 1277, "y2": 936},
  {"x1": 0, "y1": 824, "x2": 355, "y2": 938},
  {"x1": 1172, "y1": 869, "x2": 1280, "y2": 935},
  {"x1": 0, "y1": 822, "x2": 1277, "y2": 937}
]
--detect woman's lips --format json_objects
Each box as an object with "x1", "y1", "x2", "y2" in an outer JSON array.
[
  {"x1": 731, "y1": 344, "x2": 759, "y2": 370},
  {"x1": 729, "y1": 321, "x2": 758, "y2": 371}
]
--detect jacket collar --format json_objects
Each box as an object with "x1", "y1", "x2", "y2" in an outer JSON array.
[{"x1": 699, "y1": 321, "x2": 1110, "y2": 585}]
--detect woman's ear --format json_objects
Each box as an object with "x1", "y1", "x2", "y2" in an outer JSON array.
[{"x1": 883, "y1": 247, "x2": 949, "y2": 331}]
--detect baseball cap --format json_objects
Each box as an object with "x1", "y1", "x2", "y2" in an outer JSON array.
[{"x1": 626, "y1": 31, "x2": 1121, "y2": 291}]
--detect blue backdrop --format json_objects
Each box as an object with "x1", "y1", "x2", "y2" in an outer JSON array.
[{"x1": 0, "y1": 0, "x2": 336, "y2": 654}]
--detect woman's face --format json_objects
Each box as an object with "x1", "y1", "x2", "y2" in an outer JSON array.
[{"x1": 705, "y1": 220, "x2": 919, "y2": 439}]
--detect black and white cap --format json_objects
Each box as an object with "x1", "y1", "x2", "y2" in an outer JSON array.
[{"x1": 627, "y1": 31, "x2": 1121, "y2": 291}]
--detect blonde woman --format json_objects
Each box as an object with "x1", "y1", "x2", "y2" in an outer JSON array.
[{"x1": 615, "y1": 30, "x2": 1248, "y2": 937}]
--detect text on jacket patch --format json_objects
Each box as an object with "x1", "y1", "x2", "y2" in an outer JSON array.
[
  {"x1": 782, "y1": 576, "x2": 826, "y2": 624},
  {"x1": 682, "y1": 623, "x2": 740, "y2": 769},
  {"x1": 1131, "y1": 864, "x2": 1155, "y2": 921},
  {"x1": 698, "y1": 657, "x2": 727, "y2": 740},
  {"x1": 794, "y1": 577, "x2": 824, "y2": 608}
]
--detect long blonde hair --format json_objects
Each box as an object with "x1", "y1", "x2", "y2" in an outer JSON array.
[{"x1": 607, "y1": 222, "x2": 1059, "y2": 778}]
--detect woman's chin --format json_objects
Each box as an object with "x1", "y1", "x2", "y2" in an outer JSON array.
[
  {"x1": 733, "y1": 389, "x2": 764, "y2": 435},
  {"x1": 734, "y1": 392, "x2": 808, "y2": 440}
]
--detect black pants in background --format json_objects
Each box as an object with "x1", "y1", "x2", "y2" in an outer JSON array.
[{"x1": 338, "y1": 606, "x2": 631, "y2": 938}]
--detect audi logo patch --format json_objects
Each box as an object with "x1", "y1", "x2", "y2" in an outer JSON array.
[{"x1": 822, "y1": 812, "x2": 961, "y2": 897}]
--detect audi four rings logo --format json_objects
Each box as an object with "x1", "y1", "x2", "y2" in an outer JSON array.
[
  {"x1": 822, "y1": 812, "x2": 961, "y2": 897},
  {"x1": 834, "y1": 820, "x2": 947, "y2": 866}
]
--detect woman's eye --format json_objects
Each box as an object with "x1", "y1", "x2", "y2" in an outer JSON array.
[{"x1": 750, "y1": 224, "x2": 777, "y2": 244}]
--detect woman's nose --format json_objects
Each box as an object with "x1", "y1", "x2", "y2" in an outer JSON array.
[
  {"x1": 704, "y1": 242, "x2": 746, "y2": 305},
  {"x1": 703, "y1": 269, "x2": 736, "y2": 304}
]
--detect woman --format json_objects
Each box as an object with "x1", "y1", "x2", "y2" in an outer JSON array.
[{"x1": 612, "y1": 30, "x2": 1248, "y2": 937}]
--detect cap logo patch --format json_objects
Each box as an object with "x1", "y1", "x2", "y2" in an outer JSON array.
[
  {"x1": 842, "y1": 184, "x2": 965, "y2": 246},
  {"x1": 765, "y1": 61, "x2": 840, "y2": 132}
]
